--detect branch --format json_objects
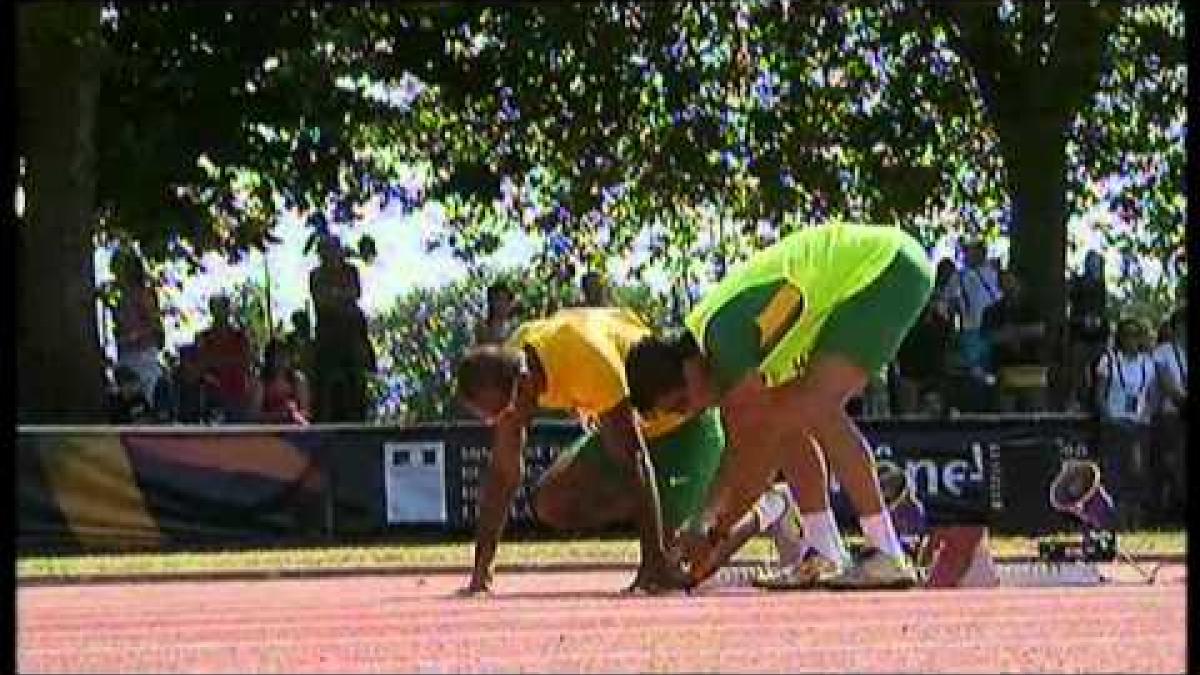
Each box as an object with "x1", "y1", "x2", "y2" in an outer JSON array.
[
  {"x1": 929, "y1": 1, "x2": 1017, "y2": 138},
  {"x1": 1048, "y1": 1, "x2": 1121, "y2": 118},
  {"x1": 1019, "y1": 0, "x2": 1047, "y2": 71}
]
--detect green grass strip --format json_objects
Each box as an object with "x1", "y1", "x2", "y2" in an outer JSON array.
[{"x1": 17, "y1": 530, "x2": 1184, "y2": 581}]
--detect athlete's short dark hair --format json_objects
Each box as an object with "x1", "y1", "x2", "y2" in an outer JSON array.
[
  {"x1": 625, "y1": 330, "x2": 700, "y2": 413},
  {"x1": 456, "y1": 344, "x2": 522, "y2": 402}
]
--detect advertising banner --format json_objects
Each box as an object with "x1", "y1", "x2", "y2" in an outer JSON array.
[
  {"x1": 446, "y1": 416, "x2": 1100, "y2": 535},
  {"x1": 17, "y1": 415, "x2": 1103, "y2": 552}
]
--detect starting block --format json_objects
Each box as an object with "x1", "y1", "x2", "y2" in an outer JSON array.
[
  {"x1": 918, "y1": 526, "x2": 1106, "y2": 588},
  {"x1": 920, "y1": 525, "x2": 998, "y2": 588},
  {"x1": 921, "y1": 459, "x2": 1166, "y2": 588}
]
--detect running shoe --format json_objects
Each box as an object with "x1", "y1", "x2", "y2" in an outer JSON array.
[
  {"x1": 752, "y1": 549, "x2": 845, "y2": 591},
  {"x1": 823, "y1": 547, "x2": 919, "y2": 590}
]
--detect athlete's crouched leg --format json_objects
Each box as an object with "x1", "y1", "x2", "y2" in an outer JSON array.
[{"x1": 532, "y1": 432, "x2": 636, "y2": 531}]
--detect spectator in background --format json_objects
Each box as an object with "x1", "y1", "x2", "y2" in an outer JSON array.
[
  {"x1": 106, "y1": 365, "x2": 160, "y2": 424},
  {"x1": 580, "y1": 271, "x2": 613, "y2": 307},
  {"x1": 151, "y1": 352, "x2": 179, "y2": 421},
  {"x1": 250, "y1": 339, "x2": 311, "y2": 424},
  {"x1": 473, "y1": 281, "x2": 521, "y2": 344},
  {"x1": 543, "y1": 260, "x2": 578, "y2": 316},
  {"x1": 1065, "y1": 251, "x2": 1110, "y2": 412},
  {"x1": 846, "y1": 370, "x2": 892, "y2": 417},
  {"x1": 285, "y1": 308, "x2": 316, "y2": 384},
  {"x1": 111, "y1": 250, "x2": 165, "y2": 405},
  {"x1": 310, "y1": 236, "x2": 375, "y2": 422},
  {"x1": 322, "y1": 303, "x2": 375, "y2": 422},
  {"x1": 196, "y1": 294, "x2": 254, "y2": 422},
  {"x1": 893, "y1": 259, "x2": 958, "y2": 415},
  {"x1": 1150, "y1": 308, "x2": 1187, "y2": 524},
  {"x1": 861, "y1": 371, "x2": 893, "y2": 417},
  {"x1": 929, "y1": 257, "x2": 961, "y2": 326},
  {"x1": 1093, "y1": 318, "x2": 1156, "y2": 529},
  {"x1": 944, "y1": 240, "x2": 1002, "y2": 383},
  {"x1": 311, "y1": 236, "x2": 362, "y2": 310},
  {"x1": 982, "y1": 269, "x2": 1050, "y2": 413},
  {"x1": 173, "y1": 343, "x2": 216, "y2": 423}
]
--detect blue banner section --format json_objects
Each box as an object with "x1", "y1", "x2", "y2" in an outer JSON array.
[{"x1": 17, "y1": 416, "x2": 1100, "y2": 552}]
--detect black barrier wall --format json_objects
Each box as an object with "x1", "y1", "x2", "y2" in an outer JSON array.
[
  {"x1": 18, "y1": 416, "x2": 1101, "y2": 553},
  {"x1": 444, "y1": 416, "x2": 1100, "y2": 535}
]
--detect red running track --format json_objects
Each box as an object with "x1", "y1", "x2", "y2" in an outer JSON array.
[{"x1": 18, "y1": 566, "x2": 1186, "y2": 673}]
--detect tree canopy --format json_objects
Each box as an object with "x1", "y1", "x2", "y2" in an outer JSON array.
[
  {"x1": 82, "y1": 1, "x2": 1186, "y2": 290},
  {"x1": 16, "y1": 0, "x2": 1186, "y2": 420}
]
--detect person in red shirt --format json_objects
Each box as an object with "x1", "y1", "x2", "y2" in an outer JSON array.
[
  {"x1": 196, "y1": 295, "x2": 254, "y2": 422},
  {"x1": 250, "y1": 339, "x2": 311, "y2": 424}
]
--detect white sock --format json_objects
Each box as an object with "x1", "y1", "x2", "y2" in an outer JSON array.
[
  {"x1": 798, "y1": 509, "x2": 848, "y2": 563},
  {"x1": 860, "y1": 512, "x2": 906, "y2": 558},
  {"x1": 752, "y1": 485, "x2": 789, "y2": 531}
]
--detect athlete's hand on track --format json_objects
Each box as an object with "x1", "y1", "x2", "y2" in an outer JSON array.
[
  {"x1": 624, "y1": 556, "x2": 691, "y2": 595},
  {"x1": 673, "y1": 516, "x2": 721, "y2": 584}
]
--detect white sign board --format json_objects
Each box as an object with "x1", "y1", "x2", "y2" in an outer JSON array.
[{"x1": 383, "y1": 441, "x2": 448, "y2": 524}]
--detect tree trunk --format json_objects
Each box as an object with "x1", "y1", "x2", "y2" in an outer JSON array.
[
  {"x1": 936, "y1": 2, "x2": 1116, "y2": 405},
  {"x1": 17, "y1": 2, "x2": 107, "y2": 423},
  {"x1": 1000, "y1": 112, "x2": 1074, "y2": 409},
  {"x1": 1003, "y1": 122, "x2": 1069, "y2": 329}
]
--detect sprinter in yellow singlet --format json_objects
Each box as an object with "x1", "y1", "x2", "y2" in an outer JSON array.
[
  {"x1": 454, "y1": 307, "x2": 803, "y2": 594},
  {"x1": 626, "y1": 223, "x2": 935, "y2": 590}
]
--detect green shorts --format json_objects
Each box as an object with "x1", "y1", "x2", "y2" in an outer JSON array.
[
  {"x1": 557, "y1": 408, "x2": 724, "y2": 532},
  {"x1": 704, "y1": 236, "x2": 934, "y2": 387},
  {"x1": 813, "y1": 235, "x2": 934, "y2": 377}
]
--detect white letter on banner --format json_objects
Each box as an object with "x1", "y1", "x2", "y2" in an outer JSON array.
[
  {"x1": 968, "y1": 442, "x2": 985, "y2": 481},
  {"x1": 943, "y1": 461, "x2": 968, "y2": 497},
  {"x1": 909, "y1": 458, "x2": 939, "y2": 496},
  {"x1": 876, "y1": 458, "x2": 902, "y2": 480}
]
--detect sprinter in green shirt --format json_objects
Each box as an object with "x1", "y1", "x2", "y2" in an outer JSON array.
[{"x1": 626, "y1": 222, "x2": 934, "y2": 589}]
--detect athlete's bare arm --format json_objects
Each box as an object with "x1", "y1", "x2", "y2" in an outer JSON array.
[
  {"x1": 595, "y1": 402, "x2": 689, "y2": 591},
  {"x1": 464, "y1": 393, "x2": 535, "y2": 594},
  {"x1": 677, "y1": 373, "x2": 783, "y2": 570}
]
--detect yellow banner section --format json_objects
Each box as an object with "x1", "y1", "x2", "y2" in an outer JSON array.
[{"x1": 40, "y1": 435, "x2": 163, "y2": 550}]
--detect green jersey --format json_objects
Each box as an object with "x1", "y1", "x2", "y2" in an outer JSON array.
[{"x1": 686, "y1": 223, "x2": 912, "y2": 387}]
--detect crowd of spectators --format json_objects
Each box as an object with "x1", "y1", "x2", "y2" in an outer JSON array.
[
  {"x1": 880, "y1": 244, "x2": 1184, "y2": 421},
  {"x1": 877, "y1": 242, "x2": 1185, "y2": 528},
  {"x1": 103, "y1": 239, "x2": 1184, "y2": 526},
  {"x1": 103, "y1": 237, "x2": 375, "y2": 427}
]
